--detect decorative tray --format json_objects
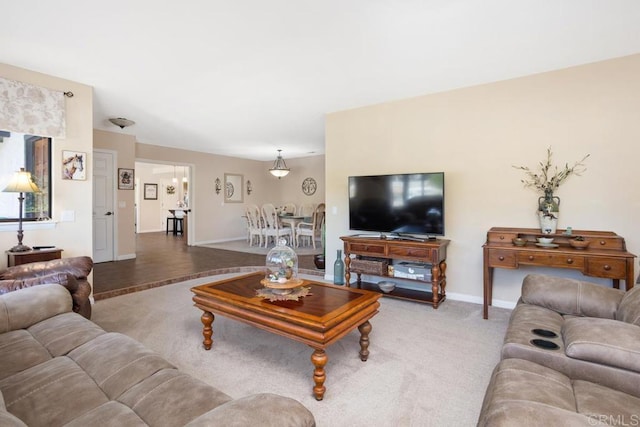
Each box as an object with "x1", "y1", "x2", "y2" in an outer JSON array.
[{"x1": 260, "y1": 278, "x2": 304, "y2": 289}]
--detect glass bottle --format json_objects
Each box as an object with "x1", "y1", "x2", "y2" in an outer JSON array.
[{"x1": 333, "y1": 249, "x2": 345, "y2": 285}]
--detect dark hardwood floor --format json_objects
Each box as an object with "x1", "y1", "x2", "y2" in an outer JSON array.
[{"x1": 93, "y1": 232, "x2": 321, "y2": 300}]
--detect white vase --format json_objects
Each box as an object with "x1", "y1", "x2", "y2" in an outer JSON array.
[{"x1": 538, "y1": 211, "x2": 558, "y2": 234}]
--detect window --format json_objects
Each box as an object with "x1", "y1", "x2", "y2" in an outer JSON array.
[{"x1": 0, "y1": 131, "x2": 52, "y2": 221}]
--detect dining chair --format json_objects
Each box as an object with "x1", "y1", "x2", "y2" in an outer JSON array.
[
  {"x1": 296, "y1": 203, "x2": 325, "y2": 248},
  {"x1": 245, "y1": 204, "x2": 264, "y2": 247},
  {"x1": 299, "y1": 203, "x2": 316, "y2": 218},
  {"x1": 262, "y1": 203, "x2": 293, "y2": 247},
  {"x1": 282, "y1": 202, "x2": 297, "y2": 215}
]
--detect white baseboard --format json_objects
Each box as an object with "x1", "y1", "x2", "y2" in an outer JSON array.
[
  {"x1": 446, "y1": 292, "x2": 516, "y2": 310},
  {"x1": 117, "y1": 253, "x2": 136, "y2": 261},
  {"x1": 195, "y1": 237, "x2": 246, "y2": 246}
]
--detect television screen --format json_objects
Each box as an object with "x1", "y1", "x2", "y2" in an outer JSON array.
[{"x1": 348, "y1": 172, "x2": 444, "y2": 236}]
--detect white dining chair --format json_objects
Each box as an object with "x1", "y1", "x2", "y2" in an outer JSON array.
[
  {"x1": 245, "y1": 204, "x2": 264, "y2": 247},
  {"x1": 296, "y1": 203, "x2": 325, "y2": 248},
  {"x1": 262, "y1": 203, "x2": 293, "y2": 247}
]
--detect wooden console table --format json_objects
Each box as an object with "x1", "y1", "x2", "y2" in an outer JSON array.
[
  {"x1": 6, "y1": 248, "x2": 63, "y2": 267},
  {"x1": 483, "y1": 227, "x2": 636, "y2": 319},
  {"x1": 341, "y1": 235, "x2": 450, "y2": 309}
]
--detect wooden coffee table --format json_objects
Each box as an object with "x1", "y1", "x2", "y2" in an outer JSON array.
[{"x1": 191, "y1": 272, "x2": 381, "y2": 400}]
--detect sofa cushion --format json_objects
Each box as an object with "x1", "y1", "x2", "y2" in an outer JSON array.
[
  {"x1": 62, "y1": 401, "x2": 147, "y2": 427},
  {"x1": 573, "y1": 379, "x2": 640, "y2": 423},
  {"x1": 617, "y1": 285, "x2": 640, "y2": 326},
  {"x1": 563, "y1": 317, "x2": 640, "y2": 373},
  {"x1": 521, "y1": 274, "x2": 624, "y2": 318},
  {"x1": 0, "y1": 330, "x2": 52, "y2": 381},
  {"x1": 118, "y1": 368, "x2": 233, "y2": 426},
  {"x1": 478, "y1": 358, "x2": 640, "y2": 427},
  {"x1": 68, "y1": 332, "x2": 175, "y2": 399},
  {"x1": 28, "y1": 312, "x2": 105, "y2": 357},
  {"x1": 186, "y1": 393, "x2": 317, "y2": 427},
  {"x1": 0, "y1": 411, "x2": 27, "y2": 427},
  {"x1": 0, "y1": 284, "x2": 72, "y2": 333},
  {"x1": 0, "y1": 356, "x2": 109, "y2": 427}
]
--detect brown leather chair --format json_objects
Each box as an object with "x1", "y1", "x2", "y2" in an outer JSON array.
[{"x1": 0, "y1": 256, "x2": 93, "y2": 319}]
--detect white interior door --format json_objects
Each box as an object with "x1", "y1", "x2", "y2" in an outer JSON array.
[{"x1": 93, "y1": 151, "x2": 115, "y2": 263}]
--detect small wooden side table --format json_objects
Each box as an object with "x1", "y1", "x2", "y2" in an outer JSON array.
[{"x1": 6, "y1": 248, "x2": 63, "y2": 267}]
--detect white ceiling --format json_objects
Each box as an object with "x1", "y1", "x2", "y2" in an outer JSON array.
[{"x1": 2, "y1": 1, "x2": 640, "y2": 161}]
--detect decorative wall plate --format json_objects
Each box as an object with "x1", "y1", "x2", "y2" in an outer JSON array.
[
  {"x1": 302, "y1": 177, "x2": 317, "y2": 195},
  {"x1": 225, "y1": 182, "x2": 234, "y2": 198}
]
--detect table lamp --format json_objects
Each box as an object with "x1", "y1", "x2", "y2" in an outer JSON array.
[{"x1": 3, "y1": 168, "x2": 40, "y2": 252}]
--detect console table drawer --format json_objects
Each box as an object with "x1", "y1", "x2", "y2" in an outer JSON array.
[
  {"x1": 488, "y1": 250, "x2": 517, "y2": 268},
  {"x1": 348, "y1": 243, "x2": 385, "y2": 256},
  {"x1": 586, "y1": 258, "x2": 627, "y2": 278},
  {"x1": 518, "y1": 252, "x2": 585, "y2": 269},
  {"x1": 487, "y1": 232, "x2": 519, "y2": 244},
  {"x1": 388, "y1": 246, "x2": 430, "y2": 260}
]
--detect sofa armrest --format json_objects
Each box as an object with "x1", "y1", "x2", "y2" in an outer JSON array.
[
  {"x1": 0, "y1": 256, "x2": 93, "y2": 281},
  {"x1": 0, "y1": 284, "x2": 72, "y2": 333},
  {"x1": 563, "y1": 317, "x2": 640, "y2": 373},
  {"x1": 521, "y1": 274, "x2": 625, "y2": 318},
  {"x1": 185, "y1": 393, "x2": 315, "y2": 427}
]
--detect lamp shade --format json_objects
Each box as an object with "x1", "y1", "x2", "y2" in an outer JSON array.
[
  {"x1": 269, "y1": 150, "x2": 290, "y2": 178},
  {"x1": 3, "y1": 168, "x2": 40, "y2": 193}
]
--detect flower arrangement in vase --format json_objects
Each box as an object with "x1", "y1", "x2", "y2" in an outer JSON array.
[{"x1": 514, "y1": 147, "x2": 589, "y2": 234}]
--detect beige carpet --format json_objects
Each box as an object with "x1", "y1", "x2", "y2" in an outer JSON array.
[
  {"x1": 92, "y1": 273, "x2": 511, "y2": 427},
  {"x1": 199, "y1": 239, "x2": 323, "y2": 256}
]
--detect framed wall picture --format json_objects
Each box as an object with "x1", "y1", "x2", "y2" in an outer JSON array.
[
  {"x1": 118, "y1": 168, "x2": 134, "y2": 190},
  {"x1": 144, "y1": 183, "x2": 158, "y2": 200},
  {"x1": 224, "y1": 173, "x2": 244, "y2": 203},
  {"x1": 62, "y1": 150, "x2": 87, "y2": 180}
]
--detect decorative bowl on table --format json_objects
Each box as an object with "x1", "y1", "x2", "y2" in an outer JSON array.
[
  {"x1": 512, "y1": 238, "x2": 527, "y2": 247},
  {"x1": 569, "y1": 238, "x2": 590, "y2": 250},
  {"x1": 537, "y1": 237, "x2": 554, "y2": 245},
  {"x1": 377, "y1": 281, "x2": 396, "y2": 293}
]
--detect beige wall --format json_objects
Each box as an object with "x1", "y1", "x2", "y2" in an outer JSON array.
[
  {"x1": 326, "y1": 54, "x2": 640, "y2": 307},
  {"x1": 0, "y1": 63, "x2": 93, "y2": 269}
]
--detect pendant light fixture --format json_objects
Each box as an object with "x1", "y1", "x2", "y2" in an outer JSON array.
[
  {"x1": 269, "y1": 149, "x2": 290, "y2": 179},
  {"x1": 108, "y1": 117, "x2": 135, "y2": 129}
]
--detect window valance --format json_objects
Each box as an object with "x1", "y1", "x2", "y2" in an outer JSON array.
[{"x1": 0, "y1": 76, "x2": 66, "y2": 138}]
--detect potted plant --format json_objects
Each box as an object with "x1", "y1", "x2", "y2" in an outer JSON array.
[{"x1": 514, "y1": 147, "x2": 589, "y2": 234}]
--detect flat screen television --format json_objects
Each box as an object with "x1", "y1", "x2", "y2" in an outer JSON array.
[{"x1": 348, "y1": 172, "x2": 445, "y2": 236}]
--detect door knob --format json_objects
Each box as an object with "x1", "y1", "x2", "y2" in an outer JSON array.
[{"x1": 105, "y1": 212, "x2": 113, "y2": 216}]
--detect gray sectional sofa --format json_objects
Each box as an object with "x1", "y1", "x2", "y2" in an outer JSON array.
[
  {"x1": 0, "y1": 284, "x2": 315, "y2": 426},
  {"x1": 478, "y1": 274, "x2": 640, "y2": 426}
]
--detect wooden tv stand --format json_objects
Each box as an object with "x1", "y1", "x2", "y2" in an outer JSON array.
[
  {"x1": 341, "y1": 235, "x2": 450, "y2": 309},
  {"x1": 482, "y1": 227, "x2": 636, "y2": 319}
]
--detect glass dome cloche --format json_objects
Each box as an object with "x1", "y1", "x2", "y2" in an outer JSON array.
[{"x1": 265, "y1": 238, "x2": 299, "y2": 285}]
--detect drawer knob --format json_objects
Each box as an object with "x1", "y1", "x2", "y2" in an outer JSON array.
[
  {"x1": 566, "y1": 258, "x2": 573, "y2": 264},
  {"x1": 528, "y1": 255, "x2": 534, "y2": 261},
  {"x1": 604, "y1": 264, "x2": 611, "y2": 271},
  {"x1": 498, "y1": 256, "x2": 505, "y2": 261},
  {"x1": 499, "y1": 236, "x2": 505, "y2": 240},
  {"x1": 600, "y1": 241, "x2": 606, "y2": 246}
]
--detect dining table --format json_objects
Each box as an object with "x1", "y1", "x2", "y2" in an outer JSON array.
[{"x1": 278, "y1": 214, "x2": 310, "y2": 246}]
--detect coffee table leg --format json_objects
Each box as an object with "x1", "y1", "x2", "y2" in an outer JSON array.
[
  {"x1": 201, "y1": 311, "x2": 214, "y2": 350},
  {"x1": 311, "y1": 349, "x2": 327, "y2": 401},
  {"x1": 358, "y1": 321, "x2": 372, "y2": 361}
]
